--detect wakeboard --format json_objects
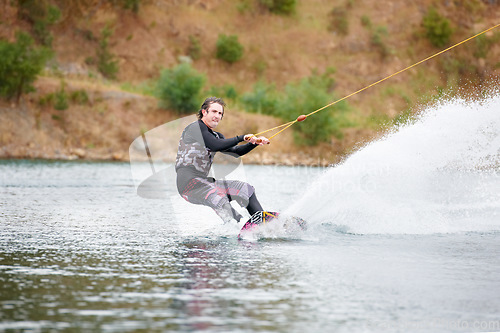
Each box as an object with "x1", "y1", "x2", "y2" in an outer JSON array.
[{"x1": 238, "y1": 211, "x2": 307, "y2": 240}]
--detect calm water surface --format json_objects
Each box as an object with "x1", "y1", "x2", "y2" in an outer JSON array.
[{"x1": 1, "y1": 160, "x2": 499, "y2": 332}]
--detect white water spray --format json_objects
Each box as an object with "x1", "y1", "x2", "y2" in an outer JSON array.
[{"x1": 286, "y1": 94, "x2": 500, "y2": 234}]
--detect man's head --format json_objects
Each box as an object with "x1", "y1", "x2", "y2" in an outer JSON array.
[{"x1": 198, "y1": 97, "x2": 226, "y2": 129}]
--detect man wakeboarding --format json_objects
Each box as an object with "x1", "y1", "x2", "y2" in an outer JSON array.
[{"x1": 175, "y1": 97, "x2": 270, "y2": 224}]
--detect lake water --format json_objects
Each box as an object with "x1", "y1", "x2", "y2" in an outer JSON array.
[{"x1": 1, "y1": 96, "x2": 500, "y2": 332}]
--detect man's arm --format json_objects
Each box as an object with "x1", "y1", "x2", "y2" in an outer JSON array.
[
  {"x1": 197, "y1": 121, "x2": 244, "y2": 151},
  {"x1": 185, "y1": 121, "x2": 263, "y2": 156},
  {"x1": 223, "y1": 142, "x2": 258, "y2": 156},
  {"x1": 221, "y1": 133, "x2": 270, "y2": 157},
  {"x1": 209, "y1": 130, "x2": 259, "y2": 157}
]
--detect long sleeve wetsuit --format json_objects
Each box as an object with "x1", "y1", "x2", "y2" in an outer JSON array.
[
  {"x1": 176, "y1": 120, "x2": 257, "y2": 192},
  {"x1": 175, "y1": 120, "x2": 262, "y2": 222}
]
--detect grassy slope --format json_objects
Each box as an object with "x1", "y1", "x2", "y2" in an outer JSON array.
[{"x1": 0, "y1": 0, "x2": 499, "y2": 164}]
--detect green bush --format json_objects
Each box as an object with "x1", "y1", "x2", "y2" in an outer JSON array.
[
  {"x1": 258, "y1": 0, "x2": 296, "y2": 15},
  {"x1": 17, "y1": 0, "x2": 61, "y2": 47},
  {"x1": 371, "y1": 25, "x2": 391, "y2": 58},
  {"x1": 441, "y1": 55, "x2": 477, "y2": 86},
  {"x1": 237, "y1": 0, "x2": 254, "y2": 14},
  {"x1": 474, "y1": 34, "x2": 489, "y2": 59},
  {"x1": 241, "y1": 70, "x2": 350, "y2": 146},
  {"x1": 276, "y1": 74, "x2": 346, "y2": 145},
  {"x1": 360, "y1": 15, "x2": 371, "y2": 29},
  {"x1": 241, "y1": 81, "x2": 279, "y2": 114},
  {"x1": 0, "y1": 32, "x2": 52, "y2": 102},
  {"x1": 107, "y1": 0, "x2": 140, "y2": 12},
  {"x1": 156, "y1": 63, "x2": 206, "y2": 113},
  {"x1": 328, "y1": 7, "x2": 349, "y2": 35},
  {"x1": 422, "y1": 7, "x2": 453, "y2": 48},
  {"x1": 188, "y1": 35, "x2": 202, "y2": 60},
  {"x1": 54, "y1": 84, "x2": 69, "y2": 111},
  {"x1": 474, "y1": 32, "x2": 500, "y2": 59},
  {"x1": 97, "y1": 25, "x2": 119, "y2": 79},
  {"x1": 206, "y1": 84, "x2": 239, "y2": 101},
  {"x1": 123, "y1": 0, "x2": 140, "y2": 13},
  {"x1": 39, "y1": 89, "x2": 88, "y2": 109},
  {"x1": 252, "y1": 59, "x2": 267, "y2": 77},
  {"x1": 33, "y1": 5, "x2": 60, "y2": 47},
  {"x1": 216, "y1": 34, "x2": 244, "y2": 64},
  {"x1": 70, "y1": 90, "x2": 89, "y2": 105},
  {"x1": 38, "y1": 92, "x2": 55, "y2": 107}
]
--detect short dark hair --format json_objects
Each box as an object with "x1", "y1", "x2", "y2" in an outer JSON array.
[{"x1": 197, "y1": 97, "x2": 226, "y2": 119}]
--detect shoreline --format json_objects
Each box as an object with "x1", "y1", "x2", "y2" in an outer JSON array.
[{"x1": 0, "y1": 147, "x2": 335, "y2": 167}]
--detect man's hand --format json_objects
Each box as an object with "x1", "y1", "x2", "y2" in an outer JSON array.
[
  {"x1": 256, "y1": 136, "x2": 270, "y2": 145},
  {"x1": 244, "y1": 134, "x2": 257, "y2": 144},
  {"x1": 244, "y1": 134, "x2": 270, "y2": 145}
]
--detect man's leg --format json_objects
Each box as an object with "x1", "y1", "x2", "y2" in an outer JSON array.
[
  {"x1": 214, "y1": 202, "x2": 243, "y2": 224},
  {"x1": 180, "y1": 178, "x2": 264, "y2": 223},
  {"x1": 215, "y1": 179, "x2": 264, "y2": 216},
  {"x1": 180, "y1": 178, "x2": 242, "y2": 223},
  {"x1": 247, "y1": 192, "x2": 263, "y2": 215}
]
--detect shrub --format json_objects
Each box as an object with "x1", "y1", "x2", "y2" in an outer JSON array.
[
  {"x1": 33, "y1": 5, "x2": 60, "y2": 47},
  {"x1": 474, "y1": 34, "x2": 489, "y2": 59},
  {"x1": 422, "y1": 7, "x2": 453, "y2": 48},
  {"x1": 258, "y1": 0, "x2": 296, "y2": 15},
  {"x1": 216, "y1": 34, "x2": 244, "y2": 64},
  {"x1": 441, "y1": 55, "x2": 477, "y2": 85},
  {"x1": 17, "y1": 0, "x2": 61, "y2": 47},
  {"x1": 237, "y1": 0, "x2": 254, "y2": 14},
  {"x1": 252, "y1": 59, "x2": 267, "y2": 77},
  {"x1": 472, "y1": 32, "x2": 500, "y2": 59},
  {"x1": 188, "y1": 35, "x2": 202, "y2": 60},
  {"x1": 107, "y1": 0, "x2": 140, "y2": 12},
  {"x1": 206, "y1": 84, "x2": 239, "y2": 101},
  {"x1": 276, "y1": 74, "x2": 346, "y2": 145},
  {"x1": 70, "y1": 90, "x2": 89, "y2": 105},
  {"x1": 156, "y1": 63, "x2": 206, "y2": 113},
  {"x1": 97, "y1": 25, "x2": 119, "y2": 79},
  {"x1": 328, "y1": 7, "x2": 349, "y2": 35},
  {"x1": 38, "y1": 92, "x2": 54, "y2": 107},
  {"x1": 360, "y1": 15, "x2": 371, "y2": 29},
  {"x1": 241, "y1": 81, "x2": 279, "y2": 114},
  {"x1": 54, "y1": 83, "x2": 69, "y2": 111},
  {"x1": 371, "y1": 25, "x2": 391, "y2": 58},
  {"x1": 241, "y1": 71, "x2": 349, "y2": 145},
  {"x1": 0, "y1": 32, "x2": 52, "y2": 102},
  {"x1": 39, "y1": 89, "x2": 89, "y2": 109},
  {"x1": 123, "y1": 0, "x2": 140, "y2": 13}
]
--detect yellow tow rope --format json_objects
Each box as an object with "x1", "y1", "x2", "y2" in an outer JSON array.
[{"x1": 253, "y1": 23, "x2": 500, "y2": 141}]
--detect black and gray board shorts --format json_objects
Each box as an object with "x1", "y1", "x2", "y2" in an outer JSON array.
[{"x1": 180, "y1": 177, "x2": 255, "y2": 212}]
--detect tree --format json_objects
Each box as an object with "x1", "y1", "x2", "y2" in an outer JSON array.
[
  {"x1": 156, "y1": 63, "x2": 206, "y2": 113},
  {"x1": 422, "y1": 7, "x2": 454, "y2": 48},
  {"x1": 0, "y1": 32, "x2": 52, "y2": 103},
  {"x1": 216, "y1": 34, "x2": 244, "y2": 64},
  {"x1": 17, "y1": 0, "x2": 61, "y2": 47}
]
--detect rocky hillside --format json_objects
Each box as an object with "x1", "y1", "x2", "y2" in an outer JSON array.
[{"x1": 1, "y1": 0, "x2": 499, "y2": 165}]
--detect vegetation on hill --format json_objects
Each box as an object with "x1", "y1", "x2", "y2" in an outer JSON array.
[
  {"x1": 0, "y1": 0, "x2": 499, "y2": 162},
  {"x1": 0, "y1": 32, "x2": 51, "y2": 102}
]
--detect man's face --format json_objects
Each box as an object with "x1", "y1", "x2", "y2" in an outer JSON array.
[{"x1": 201, "y1": 103, "x2": 224, "y2": 129}]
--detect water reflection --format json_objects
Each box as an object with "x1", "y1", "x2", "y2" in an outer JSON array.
[{"x1": 0, "y1": 236, "x2": 304, "y2": 332}]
